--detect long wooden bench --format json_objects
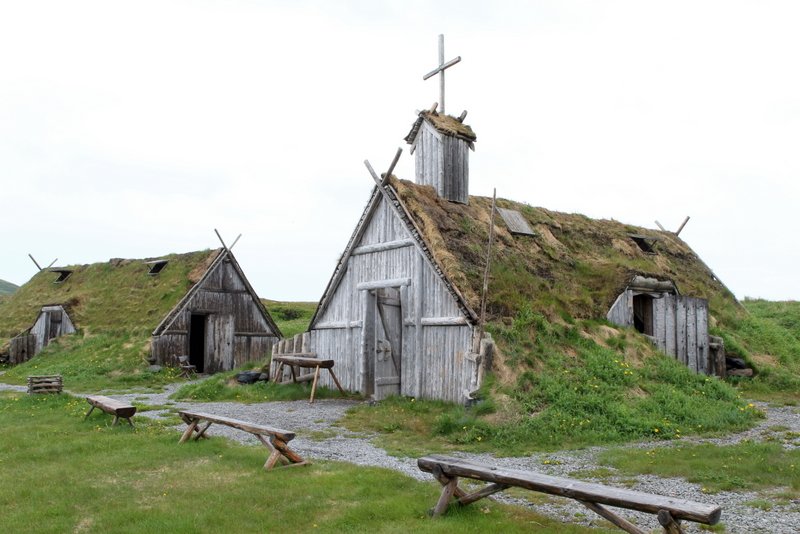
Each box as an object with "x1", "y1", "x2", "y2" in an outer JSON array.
[
  {"x1": 178, "y1": 410, "x2": 308, "y2": 470},
  {"x1": 272, "y1": 355, "x2": 346, "y2": 403},
  {"x1": 418, "y1": 455, "x2": 721, "y2": 534},
  {"x1": 85, "y1": 395, "x2": 137, "y2": 426}
]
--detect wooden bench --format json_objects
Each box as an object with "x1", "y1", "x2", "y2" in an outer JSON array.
[
  {"x1": 272, "y1": 355, "x2": 346, "y2": 403},
  {"x1": 178, "y1": 410, "x2": 308, "y2": 470},
  {"x1": 85, "y1": 395, "x2": 137, "y2": 427},
  {"x1": 418, "y1": 455, "x2": 721, "y2": 534},
  {"x1": 27, "y1": 375, "x2": 63, "y2": 394}
]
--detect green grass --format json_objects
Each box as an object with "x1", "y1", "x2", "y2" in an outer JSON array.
[
  {"x1": 0, "y1": 332, "x2": 181, "y2": 392},
  {"x1": 0, "y1": 278, "x2": 18, "y2": 296},
  {"x1": 264, "y1": 300, "x2": 317, "y2": 338},
  {"x1": 721, "y1": 300, "x2": 800, "y2": 402},
  {"x1": 599, "y1": 441, "x2": 800, "y2": 496},
  {"x1": 171, "y1": 369, "x2": 355, "y2": 402},
  {"x1": 344, "y1": 315, "x2": 761, "y2": 456},
  {"x1": 0, "y1": 391, "x2": 602, "y2": 533}
]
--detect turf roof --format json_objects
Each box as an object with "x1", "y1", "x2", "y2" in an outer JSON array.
[
  {"x1": 0, "y1": 249, "x2": 221, "y2": 339},
  {"x1": 391, "y1": 178, "x2": 742, "y2": 325}
]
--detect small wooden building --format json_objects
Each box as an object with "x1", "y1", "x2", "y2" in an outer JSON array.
[
  {"x1": 0, "y1": 248, "x2": 280, "y2": 374},
  {"x1": 8, "y1": 305, "x2": 76, "y2": 364},
  {"x1": 151, "y1": 248, "x2": 281, "y2": 373},
  {"x1": 607, "y1": 276, "x2": 712, "y2": 374}
]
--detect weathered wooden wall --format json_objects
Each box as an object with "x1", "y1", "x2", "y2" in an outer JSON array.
[
  {"x1": 311, "y1": 194, "x2": 478, "y2": 403},
  {"x1": 607, "y1": 291, "x2": 711, "y2": 375},
  {"x1": 8, "y1": 305, "x2": 76, "y2": 364},
  {"x1": 414, "y1": 121, "x2": 470, "y2": 204},
  {"x1": 152, "y1": 257, "x2": 277, "y2": 372}
]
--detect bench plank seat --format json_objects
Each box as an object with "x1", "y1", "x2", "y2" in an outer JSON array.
[
  {"x1": 418, "y1": 455, "x2": 721, "y2": 533},
  {"x1": 178, "y1": 410, "x2": 307, "y2": 470},
  {"x1": 85, "y1": 395, "x2": 137, "y2": 426}
]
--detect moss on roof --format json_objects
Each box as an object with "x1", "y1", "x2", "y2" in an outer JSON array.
[
  {"x1": 406, "y1": 111, "x2": 477, "y2": 144},
  {"x1": 392, "y1": 178, "x2": 742, "y2": 325},
  {"x1": 0, "y1": 249, "x2": 221, "y2": 339}
]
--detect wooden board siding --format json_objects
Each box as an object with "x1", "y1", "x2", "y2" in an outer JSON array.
[
  {"x1": 152, "y1": 257, "x2": 277, "y2": 372},
  {"x1": 414, "y1": 120, "x2": 470, "y2": 204},
  {"x1": 607, "y1": 290, "x2": 711, "y2": 375},
  {"x1": 9, "y1": 305, "x2": 76, "y2": 363},
  {"x1": 311, "y1": 194, "x2": 478, "y2": 403}
]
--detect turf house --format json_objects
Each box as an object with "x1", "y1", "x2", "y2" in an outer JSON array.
[{"x1": 0, "y1": 248, "x2": 281, "y2": 373}]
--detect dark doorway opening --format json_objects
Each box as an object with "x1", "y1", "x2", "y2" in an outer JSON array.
[
  {"x1": 189, "y1": 314, "x2": 206, "y2": 373},
  {"x1": 632, "y1": 294, "x2": 654, "y2": 336}
]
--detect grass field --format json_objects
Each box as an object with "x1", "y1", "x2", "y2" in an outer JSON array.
[{"x1": 0, "y1": 391, "x2": 607, "y2": 534}]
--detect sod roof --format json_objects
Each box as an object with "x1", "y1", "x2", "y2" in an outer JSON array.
[
  {"x1": 405, "y1": 111, "x2": 477, "y2": 144},
  {"x1": 0, "y1": 249, "x2": 221, "y2": 339},
  {"x1": 391, "y1": 178, "x2": 741, "y2": 324}
]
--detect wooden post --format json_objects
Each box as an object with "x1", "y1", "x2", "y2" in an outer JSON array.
[
  {"x1": 28, "y1": 253, "x2": 42, "y2": 271},
  {"x1": 675, "y1": 216, "x2": 690, "y2": 236},
  {"x1": 474, "y1": 189, "x2": 497, "y2": 353},
  {"x1": 657, "y1": 510, "x2": 686, "y2": 534},
  {"x1": 655, "y1": 220, "x2": 667, "y2": 231}
]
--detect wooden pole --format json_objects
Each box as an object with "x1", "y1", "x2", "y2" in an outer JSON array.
[
  {"x1": 655, "y1": 220, "x2": 667, "y2": 232},
  {"x1": 475, "y1": 189, "x2": 497, "y2": 353},
  {"x1": 675, "y1": 216, "x2": 690, "y2": 236},
  {"x1": 28, "y1": 254, "x2": 42, "y2": 271},
  {"x1": 382, "y1": 147, "x2": 403, "y2": 186},
  {"x1": 229, "y1": 234, "x2": 242, "y2": 250},
  {"x1": 214, "y1": 228, "x2": 228, "y2": 250},
  {"x1": 45, "y1": 258, "x2": 58, "y2": 269}
]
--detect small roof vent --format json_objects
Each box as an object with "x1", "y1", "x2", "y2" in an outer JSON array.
[
  {"x1": 50, "y1": 269, "x2": 73, "y2": 283},
  {"x1": 628, "y1": 234, "x2": 659, "y2": 255},
  {"x1": 145, "y1": 259, "x2": 169, "y2": 275},
  {"x1": 497, "y1": 208, "x2": 536, "y2": 236}
]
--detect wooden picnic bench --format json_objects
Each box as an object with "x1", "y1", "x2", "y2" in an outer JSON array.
[
  {"x1": 178, "y1": 410, "x2": 308, "y2": 470},
  {"x1": 85, "y1": 395, "x2": 137, "y2": 427},
  {"x1": 418, "y1": 455, "x2": 721, "y2": 534},
  {"x1": 272, "y1": 354, "x2": 346, "y2": 403}
]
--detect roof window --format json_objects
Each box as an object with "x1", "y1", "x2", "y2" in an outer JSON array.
[
  {"x1": 497, "y1": 208, "x2": 536, "y2": 236},
  {"x1": 50, "y1": 269, "x2": 73, "y2": 283},
  {"x1": 628, "y1": 234, "x2": 658, "y2": 255},
  {"x1": 145, "y1": 260, "x2": 169, "y2": 275}
]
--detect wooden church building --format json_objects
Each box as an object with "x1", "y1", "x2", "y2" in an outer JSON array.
[
  {"x1": 276, "y1": 39, "x2": 735, "y2": 402},
  {"x1": 0, "y1": 248, "x2": 281, "y2": 373}
]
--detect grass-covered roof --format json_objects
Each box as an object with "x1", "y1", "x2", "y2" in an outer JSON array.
[
  {"x1": 0, "y1": 249, "x2": 221, "y2": 339},
  {"x1": 392, "y1": 178, "x2": 743, "y2": 326}
]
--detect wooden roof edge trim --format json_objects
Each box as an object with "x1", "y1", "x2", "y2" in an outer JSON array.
[
  {"x1": 223, "y1": 249, "x2": 283, "y2": 338},
  {"x1": 151, "y1": 249, "x2": 225, "y2": 336},
  {"x1": 309, "y1": 188, "x2": 383, "y2": 328},
  {"x1": 310, "y1": 181, "x2": 478, "y2": 329}
]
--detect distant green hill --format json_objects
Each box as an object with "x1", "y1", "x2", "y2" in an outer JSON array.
[{"x1": 0, "y1": 279, "x2": 19, "y2": 296}]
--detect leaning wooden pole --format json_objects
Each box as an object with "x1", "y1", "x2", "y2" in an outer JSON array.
[
  {"x1": 28, "y1": 253, "x2": 42, "y2": 271},
  {"x1": 475, "y1": 189, "x2": 497, "y2": 353}
]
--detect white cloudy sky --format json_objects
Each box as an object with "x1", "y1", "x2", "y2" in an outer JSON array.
[{"x1": 1, "y1": 1, "x2": 798, "y2": 301}]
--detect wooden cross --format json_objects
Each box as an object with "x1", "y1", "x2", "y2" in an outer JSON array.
[{"x1": 422, "y1": 34, "x2": 461, "y2": 115}]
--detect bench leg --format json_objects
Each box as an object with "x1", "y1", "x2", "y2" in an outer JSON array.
[
  {"x1": 432, "y1": 476, "x2": 460, "y2": 517},
  {"x1": 194, "y1": 421, "x2": 213, "y2": 441},
  {"x1": 112, "y1": 415, "x2": 120, "y2": 426},
  {"x1": 457, "y1": 483, "x2": 509, "y2": 506},
  {"x1": 580, "y1": 501, "x2": 647, "y2": 534},
  {"x1": 179, "y1": 419, "x2": 199, "y2": 443},
  {"x1": 84, "y1": 405, "x2": 95, "y2": 420},
  {"x1": 327, "y1": 368, "x2": 346, "y2": 395},
  {"x1": 657, "y1": 510, "x2": 685, "y2": 534},
  {"x1": 309, "y1": 365, "x2": 321, "y2": 404},
  {"x1": 125, "y1": 417, "x2": 135, "y2": 428}
]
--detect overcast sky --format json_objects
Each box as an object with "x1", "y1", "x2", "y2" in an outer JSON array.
[{"x1": 1, "y1": 1, "x2": 798, "y2": 302}]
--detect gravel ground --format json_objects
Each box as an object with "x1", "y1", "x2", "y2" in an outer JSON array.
[{"x1": 3, "y1": 380, "x2": 799, "y2": 533}]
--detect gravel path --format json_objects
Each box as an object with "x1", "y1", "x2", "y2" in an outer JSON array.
[{"x1": 3, "y1": 380, "x2": 799, "y2": 533}]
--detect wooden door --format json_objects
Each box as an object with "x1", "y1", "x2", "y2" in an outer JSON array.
[
  {"x1": 374, "y1": 288, "x2": 402, "y2": 400},
  {"x1": 206, "y1": 314, "x2": 234, "y2": 373}
]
